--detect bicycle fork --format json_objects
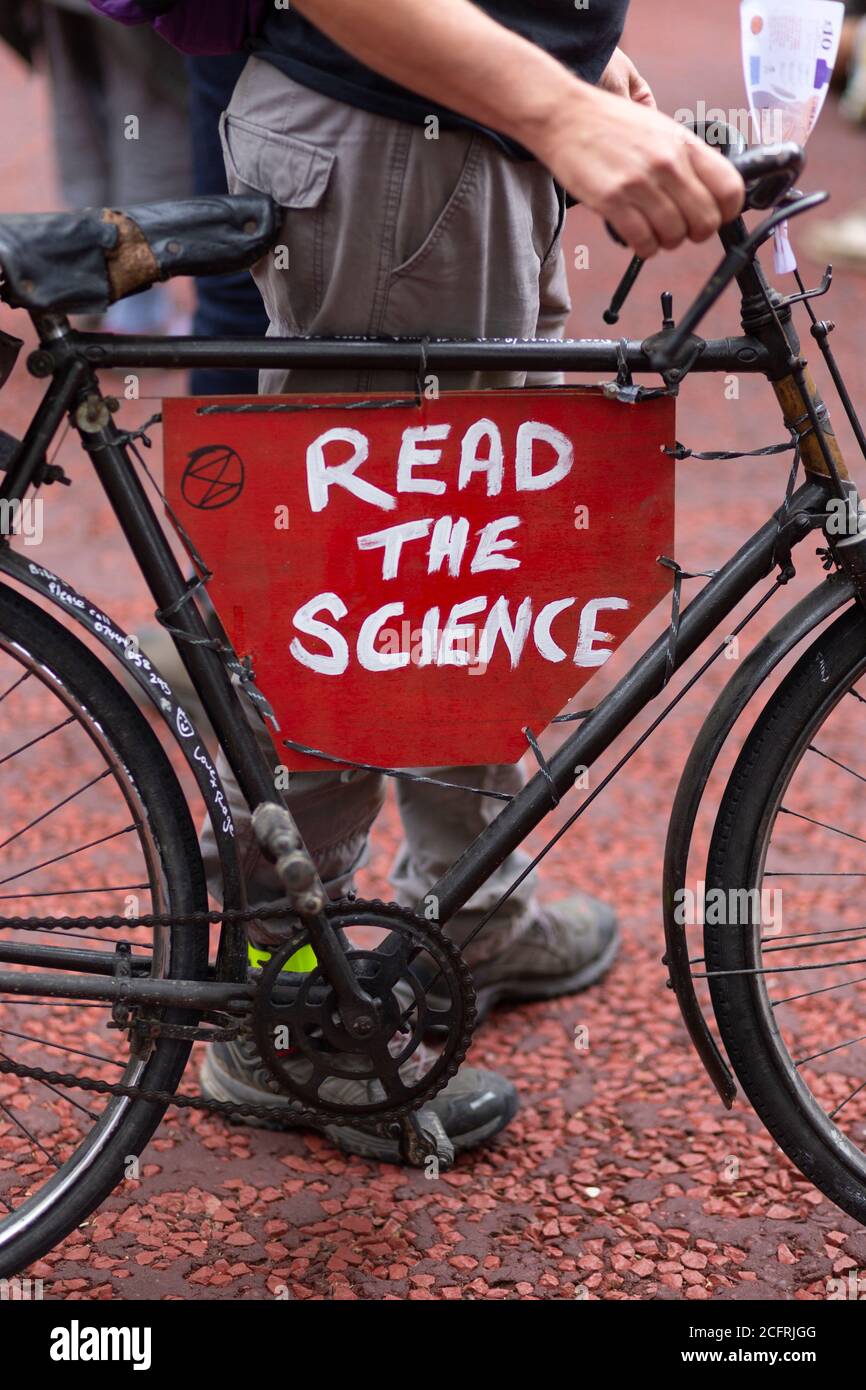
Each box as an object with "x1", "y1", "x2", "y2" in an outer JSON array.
[{"x1": 731, "y1": 230, "x2": 866, "y2": 598}]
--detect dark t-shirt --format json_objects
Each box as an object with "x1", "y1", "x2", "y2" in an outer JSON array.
[{"x1": 252, "y1": 1, "x2": 630, "y2": 156}]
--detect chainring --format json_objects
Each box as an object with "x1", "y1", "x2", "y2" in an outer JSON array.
[{"x1": 250, "y1": 898, "x2": 476, "y2": 1122}]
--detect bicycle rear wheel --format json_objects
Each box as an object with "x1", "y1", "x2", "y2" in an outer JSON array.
[
  {"x1": 0, "y1": 583, "x2": 209, "y2": 1275},
  {"x1": 707, "y1": 602, "x2": 866, "y2": 1224}
]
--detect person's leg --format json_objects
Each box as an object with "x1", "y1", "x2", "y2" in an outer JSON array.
[
  {"x1": 98, "y1": 21, "x2": 190, "y2": 207},
  {"x1": 390, "y1": 237, "x2": 618, "y2": 1013},
  {"x1": 40, "y1": 8, "x2": 111, "y2": 210},
  {"x1": 198, "y1": 714, "x2": 518, "y2": 1161},
  {"x1": 93, "y1": 19, "x2": 191, "y2": 333},
  {"x1": 204, "y1": 62, "x2": 611, "y2": 1151},
  {"x1": 391, "y1": 236, "x2": 574, "y2": 957},
  {"x1": 186, "y1": 54, "x2": 270, "y2": 397},
  {"x1": 219, "y1": 57, "x2": 553, "y2": 924},
  {"x1": 202, "y1": 60, "x2": 539, "y2": 1150},
  {"x1": 219, "y1": 59, "x2": 617, "y2": 999},
  {"x1": 803, "y1": 16, "x2": 866, "y2": 272},
  {"x1": 199, "y1": 725, "x2": 387, "y2": 953}
]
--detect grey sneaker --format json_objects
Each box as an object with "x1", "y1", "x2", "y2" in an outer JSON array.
[
  {"x1": 437, "y1": 893, "x2": 620, "y2": 1024},
  {"x1": 199, "y1": 1034, "x2": 517, "y2": 1164}
]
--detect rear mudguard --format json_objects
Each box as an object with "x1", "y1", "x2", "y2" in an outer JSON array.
[
  {"x1": 663, "y1": 572, "x2": 855, "y2": 1107},
  {"x1": 0, "y1": 545, "x2": 246, "y2": 943}
]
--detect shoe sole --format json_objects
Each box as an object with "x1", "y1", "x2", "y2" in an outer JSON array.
[{"x1": 198, "y1": 1053, "x2": 515, "y2": 1162}]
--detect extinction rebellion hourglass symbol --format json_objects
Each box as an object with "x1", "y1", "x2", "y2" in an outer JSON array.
[{"x1": 181, "y1": 444, "x2": 245, "y2": 510}]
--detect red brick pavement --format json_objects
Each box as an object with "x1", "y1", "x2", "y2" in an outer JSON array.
[{"x1": 1, "y1": 5, "x2": 866, "y2": 1301}]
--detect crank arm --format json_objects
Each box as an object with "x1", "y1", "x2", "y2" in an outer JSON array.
[
  {"x1": 395, "y1": 1110, "x2": 455, "y2": 1170},
  {"x1": 251, "y1": 802, "x2": 380, "y2": 1037}
]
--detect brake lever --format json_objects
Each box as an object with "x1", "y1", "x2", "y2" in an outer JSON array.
[
  {"x1": 603, "y1": 251, "x2": 645, "y2": 325},
  {"x1": 601, "y1": 219, "x2": 646, "y2": 325}
]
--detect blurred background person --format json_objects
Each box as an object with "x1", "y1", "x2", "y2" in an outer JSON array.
[
  {"x1": 805, "y1": 0, "x2": 866, "y2": 274},
  {"x1": 1, "y1": 0, "x2": 191, "y2": 330},
  {"x1": 184, "y1": 52, "x2": 269, "y2": 396},
  {"x1": 0, "y1": 5, "x2": 268, "y2": 361}
]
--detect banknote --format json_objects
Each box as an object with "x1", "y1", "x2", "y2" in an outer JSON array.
[{"x1": 741, "y1": 0, "x2": 844, "y2": 270}]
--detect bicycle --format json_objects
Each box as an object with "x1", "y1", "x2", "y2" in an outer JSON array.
[{"x1": 1, "y1": 127, "x2": 866, "y2": 1275}]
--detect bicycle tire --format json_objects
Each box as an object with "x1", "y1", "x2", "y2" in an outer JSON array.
[
  {"x1": 706, "y1": 601, "x2": 866, "y2": 1224},
  {"x1": 0, "y1": 582, "x2": 209, "y2": 1275}
]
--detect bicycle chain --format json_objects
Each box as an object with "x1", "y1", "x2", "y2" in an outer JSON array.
[
  {"x1": 0, "y1": 898, "x2": 477, "y2": 1135},
  {"x1": 0, "y1": 899, "x2": 293, "y2": 934}
]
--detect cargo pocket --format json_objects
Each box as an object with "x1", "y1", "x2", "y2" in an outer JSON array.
[
  {"x1": 390, "y1": 132, "x2": 482, "y2": 281},
  {"x1": 220, "y1": 112, "x2": 335, "y2": 333}
]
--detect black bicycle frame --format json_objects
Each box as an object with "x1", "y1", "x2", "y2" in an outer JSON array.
[{"x1": 0, "y1": 215, "x2": 849, "y2": 1018}]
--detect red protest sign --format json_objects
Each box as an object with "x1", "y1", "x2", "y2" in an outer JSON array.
[{"x1": 163, "y1": 388, "x2": 675, "y2": 770}]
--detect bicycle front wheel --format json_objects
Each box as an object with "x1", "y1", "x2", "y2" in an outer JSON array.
[
  {"x1": 0, "y1": 583, "x2": 209, "y2": 1276},
  {"x1": 707, "y1": 602, "x2": 866, "y2": 1224}
]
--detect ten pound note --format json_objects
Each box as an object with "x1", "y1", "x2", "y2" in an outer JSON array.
[{"x1": 740, "y1": 0, "x2": 845, "y2": 273}]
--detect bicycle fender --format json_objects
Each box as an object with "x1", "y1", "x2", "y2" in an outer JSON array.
[
  {"x1": 0, "y1": 546, "x2": 245, "y2": 922},
  {"x1": 663, "y1": 572, "x2": 855, "y2": 1108}
]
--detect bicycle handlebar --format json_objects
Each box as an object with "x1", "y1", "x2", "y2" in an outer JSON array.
[
  {"x1": 604, "y1": 136, "x2": 815, "y2": 362},
  {"x1": 602, "y1": 139, "x2": 807, "y2": 324},
  {"x1": 728, "y1": 141, "x2": 806, "y2": 210},
  {"x1": 650, "y1": 179, "x2": 830, "y2": 376}
]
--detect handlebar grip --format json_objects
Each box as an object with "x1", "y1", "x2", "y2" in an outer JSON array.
[{"x1": 728, "y1": 142, "x2": 805, "y2": 209}]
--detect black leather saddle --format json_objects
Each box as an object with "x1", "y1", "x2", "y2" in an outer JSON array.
[{"x1": 0, "y1": 194, "x2": 280, "y2": 314}]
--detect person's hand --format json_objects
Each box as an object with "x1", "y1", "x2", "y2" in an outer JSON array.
[
  {"x1": 599, "y1": 48, "x2": 656, "y2": 108},
  {"x1": 529, "y1": 82, "x2": 745, "y2": 260}
]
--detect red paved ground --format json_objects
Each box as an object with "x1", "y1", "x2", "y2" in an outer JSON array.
[{"x1": 2, "y1": 5, "x2": 866, "y2": 1301}]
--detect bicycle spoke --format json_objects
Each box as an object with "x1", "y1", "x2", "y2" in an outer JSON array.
[
  {"x1": 760, "y1": 929, "x2": 866, "y2": 953},
  {"x1": 772, "y1": 971, "x2": 866, "y2": 1006},
  {"x1": 0, "y1": 1097, "x2": 58, "y2": 1167},
  {"x1": 761, "y1": 923, "x2": 866, "y2": 944},
  {"x1": 778, "y1": 806, "x2": 866, "y2": 849},
  {"x1": 796, "y1": 1032, "x2": 866, "y2": 1068},
  {"x1": 0, "y1": 1027, "x2": 126, "y2": 1070},
  {"x1": 699, "y1": 955, "x2": 866, "y2": 979},
  {"x1": 808, "y1": 743, "x2": 866, "y2": 787},
  {"x1": 0, "y1": 612, "x2": 184, "y2": 1244},
  {"x1": 0, "y1": 999, "x2": 111, "y2": 1009},
  {"x1": 0, "y1": 824, "x2": 137, "y2": 889},
  {"x1": 0, "y1": 883, "x2": 149, "y2": 900},
  {"x1": 14, "y1": 931, "x2": 150, "y2": 950},
  {"x1": 831, "y1": 1080, "x2": 866, "y2": 1121},
  {"x1": 0, "y1": 768, "x2": 112, "y2": 854},
  {"x1": 24, "y1": 1074, "x2": 100, "y2": 1122},
  {"x1": 689, "y1": 926, "x2": 866, "y2": 960},
  {"x1": 0, "y1": 714, "x2": 75, "y2": 770},
  {"x1": 0, "y1": 670, "x2": 31, "y2": 706}
]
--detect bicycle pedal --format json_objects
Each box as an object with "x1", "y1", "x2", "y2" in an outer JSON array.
[
  {"x1": 252, "y1": 802, "x2": 326, "y2": 916},
  {"x1": 396, "y1": 1110, "x2": 455, "y2": 1170}
]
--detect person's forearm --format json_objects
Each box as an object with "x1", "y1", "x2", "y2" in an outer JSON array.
[
  {"x1": 290, "y1": 0, "x2": 589, "y2": 156},
  {"x1": 290, "y1": 0, "x2": 745, "y2": 259}
]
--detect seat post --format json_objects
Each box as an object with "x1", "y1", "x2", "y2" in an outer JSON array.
[{"x1": 34, "y1": 311, "x2": 73, "y2": 346}]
